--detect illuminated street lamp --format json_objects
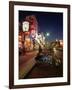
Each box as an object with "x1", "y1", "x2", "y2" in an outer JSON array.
[
  {"x1": 46, "y1": 32, "x2": 50, "y2": 36},
  {"x1": 22, "y1": 21, "x2": 29, "y2": 32},
  {"x1": 22, "y1": 21, "x2": 29, "y2": 53},
  {"x1": 45, "y1": 32, "x2": 50, "y2": 48}
]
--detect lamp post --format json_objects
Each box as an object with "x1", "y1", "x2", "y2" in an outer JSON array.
[
  {"x1": 45, "y1": 32, "x2": 50, "y2": 49},
  {"x1": 45, "y1": 32, "x2": 50, "y2": 41},
  {"x1": 22, "y1": 21, "x2": 29, "y2": 53}
]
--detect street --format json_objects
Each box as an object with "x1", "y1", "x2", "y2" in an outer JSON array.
[
  {"x1": 19, "y1": 49, "x2": 63, "y2": 79},
  {"x1": 25, "y1": 63, "x2": 63, "y2": 79}
]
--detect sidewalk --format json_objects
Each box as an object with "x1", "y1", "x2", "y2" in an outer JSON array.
[{"x1": 19, "y1": 51, "x2": 38, "y2": 79}]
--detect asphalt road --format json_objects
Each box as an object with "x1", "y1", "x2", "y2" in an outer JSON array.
[
  {"x1": 24, "y1": 63, "x2": 63, "y2": 79},
  {"x1": 19, "y1": 50, "x2": 63, "y2": 79}
]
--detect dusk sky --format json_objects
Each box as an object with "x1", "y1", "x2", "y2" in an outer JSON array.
[{"x1": 19, "y1": 11, "x2": 63, "y2": 41}]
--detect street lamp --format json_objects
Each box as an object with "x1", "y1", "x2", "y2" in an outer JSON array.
[
  {"x1": 22, "y1": 21, "x2": 29, "y2": 32},
  {"x1": 46, "y1": 32, "x2": 50, "y2": 36},
  {"x1": 45, "y1": 32, "x2": 50, "y2": 49},
  {"x1": 22, "y1": 21, "x2": 29, "y2": 53}
]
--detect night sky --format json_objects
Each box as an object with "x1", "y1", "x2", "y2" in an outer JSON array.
[{"x1": 19, "y1": 11, "x2": 63, "y2": 42}]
